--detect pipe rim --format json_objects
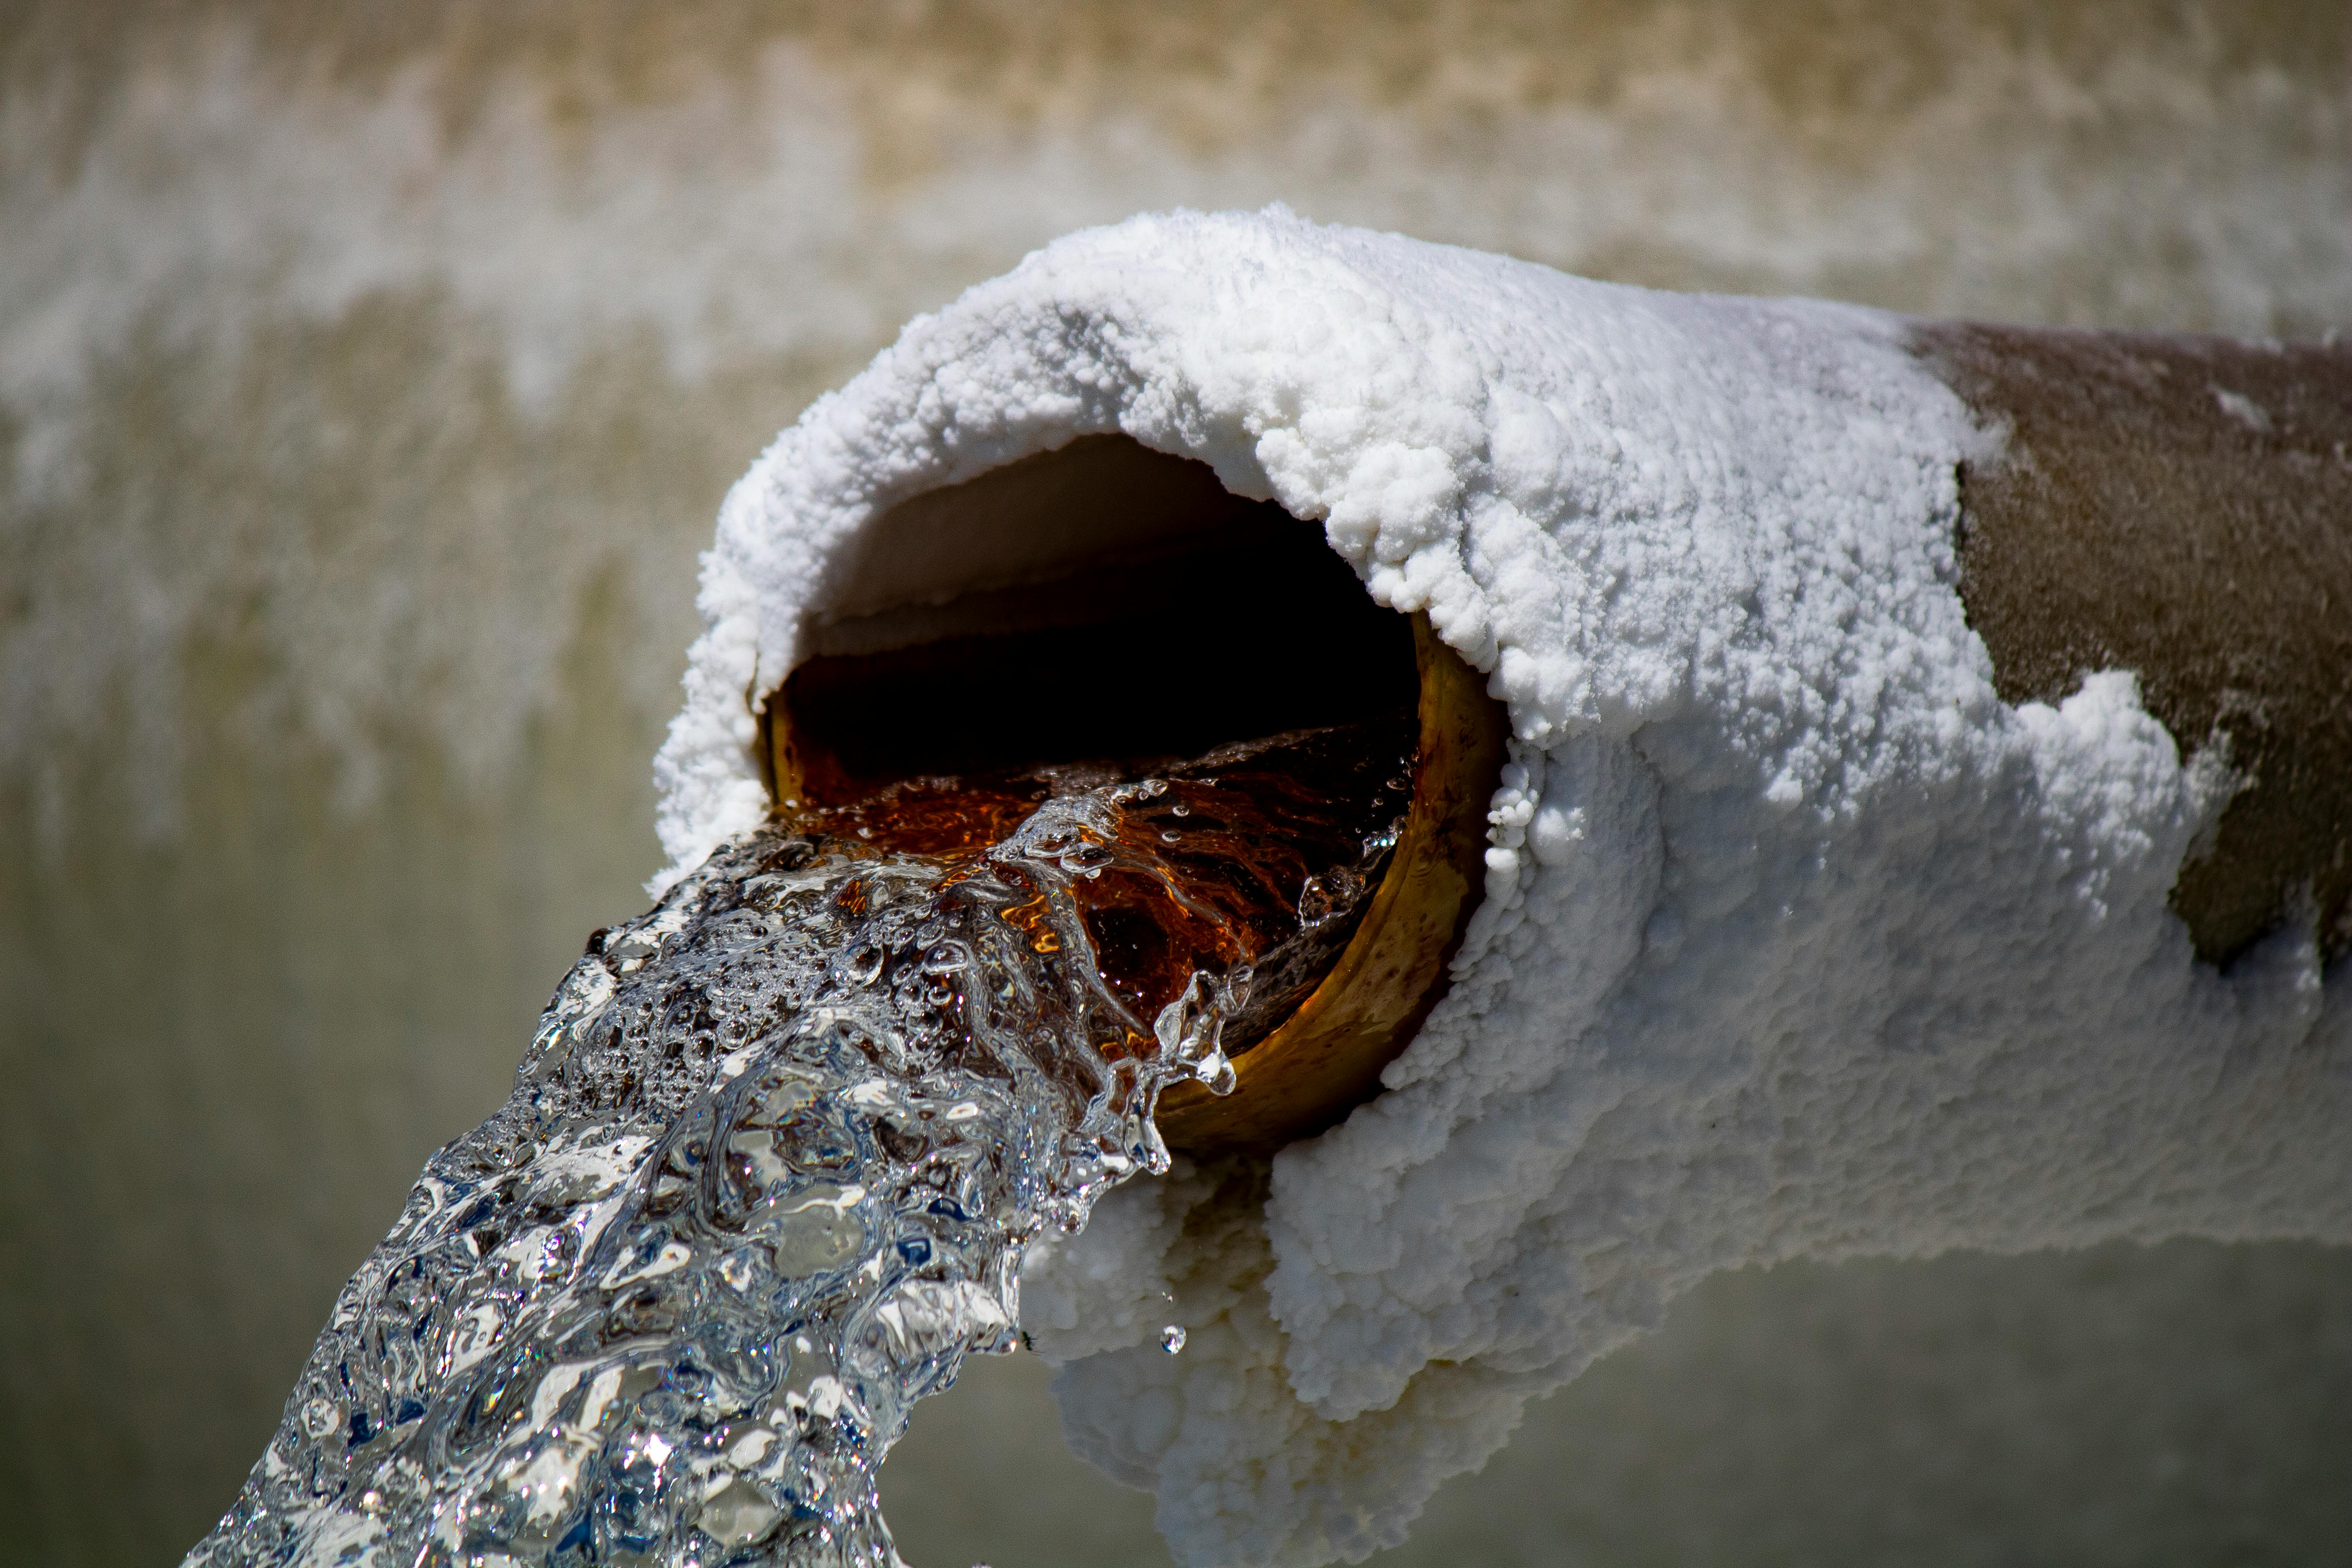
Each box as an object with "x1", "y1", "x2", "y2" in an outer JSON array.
[{"x1": 1152, "y1": 614, "x2": 1505, "y2": 1155}]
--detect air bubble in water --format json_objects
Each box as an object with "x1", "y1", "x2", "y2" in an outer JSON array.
[
  {"x1": 1160, "y1": 1325, "x2": 1187, "y2": 1355},
  {"x1": 699, "y1": 1477, "x2": 785, "y2": 1547}
]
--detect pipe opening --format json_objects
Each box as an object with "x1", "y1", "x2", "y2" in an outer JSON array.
[
  {"x1": 757, "y1": 434, "x2": 1506, "y2": 1154},
  {"x1": 766, "y1": 435, "x2": 1417, "y2": 804}
]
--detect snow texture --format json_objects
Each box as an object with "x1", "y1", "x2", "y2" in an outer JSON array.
[{"x1": 654, "y1": 209, "x2": 2352, "y2": 1567}]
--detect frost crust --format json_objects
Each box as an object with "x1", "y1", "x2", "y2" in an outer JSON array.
[{"x1": 655, "y1": 210, "x2": 2352, "y2": 1567}]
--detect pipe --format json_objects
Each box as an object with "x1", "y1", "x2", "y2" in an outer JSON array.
[
  {"x1": 1912, "y1": 324, "x2": 2352, "y2": 966},
  {"x1": 751, "y1": 326, "x2": 2351, "y2": 1149},
  {"x1": 757, "y1": 438, "x2": 1510, "y2": 1155},
  {"x1": 652, "y1": 212, "x2": 2352, "y2": 1567}
]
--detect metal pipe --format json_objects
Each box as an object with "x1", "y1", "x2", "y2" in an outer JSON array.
[
  {"x1": 756, "y1": 323, "x2": 2352, "y2": 1154},
  {"x1": 1912, "y1": 325, "x2": 2352, "y2": 966}
]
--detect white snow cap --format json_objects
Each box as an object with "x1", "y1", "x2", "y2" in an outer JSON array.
[{"x1": 656, "y1": 209, "x2": 2352, "y2": 1567}]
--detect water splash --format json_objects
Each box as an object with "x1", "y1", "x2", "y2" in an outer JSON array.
[{"x1": 188, "y1": 720, "x2": 1411, "y2": 1565}]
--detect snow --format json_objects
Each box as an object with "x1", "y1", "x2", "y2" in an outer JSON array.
[{"x1": 653, "y1": 209, "x2": 2352, "y2": 1567}]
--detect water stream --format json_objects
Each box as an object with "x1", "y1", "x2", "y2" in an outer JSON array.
[{"x1": 187, "y1": 714, "x2": 1414, "y2": 1566}]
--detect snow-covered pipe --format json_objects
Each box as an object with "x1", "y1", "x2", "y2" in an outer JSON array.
[
  {"x1": 655, "y1": 210, "x2": 2352, "y2": 1568},
  {"x1": 755, "y1": 434, "x2": 1511, "y2": 1155}
]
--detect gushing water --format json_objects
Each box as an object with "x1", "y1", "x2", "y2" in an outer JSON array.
[{"x1": 187, "y1": 719, "x2": 1412, "y2": 1566}]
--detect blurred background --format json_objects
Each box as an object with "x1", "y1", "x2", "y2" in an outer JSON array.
[{"x1": 4, "y1": 3, "x2": 2350, "y2": 1563}]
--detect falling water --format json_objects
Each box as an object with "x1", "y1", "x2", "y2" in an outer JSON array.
[{"x1": 186, "y1": 715, "x2": 1414, "y2": 1566}]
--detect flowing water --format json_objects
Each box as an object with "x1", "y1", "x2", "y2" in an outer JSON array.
[{"x1": 186, "y1": 715, "x2": 1415, "y2": 1566}]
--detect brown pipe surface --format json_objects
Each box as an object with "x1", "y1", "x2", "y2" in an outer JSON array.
[{"x1": 1912, "y1": 325, "x2": 2352, "y2": 966}]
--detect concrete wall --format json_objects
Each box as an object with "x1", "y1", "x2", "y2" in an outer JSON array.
[{"x1": 4, "y1": 4, "x2": 2347, "y2": 1561}]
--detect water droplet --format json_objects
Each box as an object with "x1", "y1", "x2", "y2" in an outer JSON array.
[
  {"x1": 1196, "y1": 1052, "x2": 1237, "y2": 1097},
  {"x1": 1160, "y1": 1325, "x2": 1187, "y2": 1354}
]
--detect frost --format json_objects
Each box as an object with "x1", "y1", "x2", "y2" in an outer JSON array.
[{"x1": 661, "y1": 211, "x2": 2352, "y2": 1568}]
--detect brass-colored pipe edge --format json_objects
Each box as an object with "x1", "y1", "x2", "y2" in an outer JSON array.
[{"x1": 1154, "y1": 614, "x2": 1508, "y2": 1156}]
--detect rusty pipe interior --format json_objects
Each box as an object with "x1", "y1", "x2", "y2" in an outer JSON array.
[{"x1": 757, "y1": 436, "x2": 1509, "y2": 1156}]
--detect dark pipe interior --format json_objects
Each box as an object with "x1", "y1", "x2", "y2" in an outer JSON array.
[{"x1": 769, "y1": 466, "x2": 1417, "y2": 804}]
